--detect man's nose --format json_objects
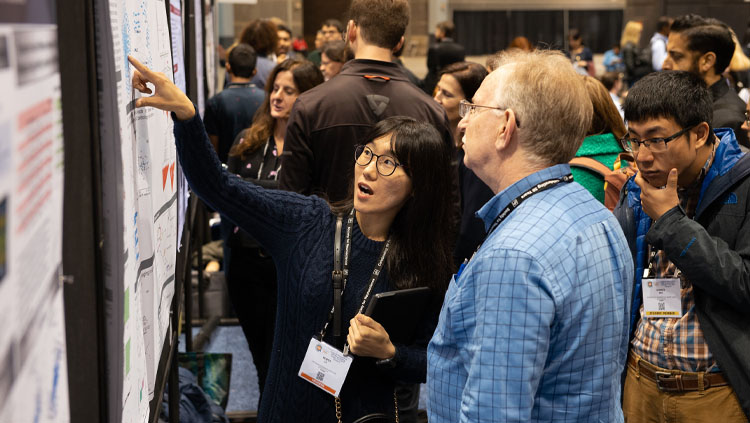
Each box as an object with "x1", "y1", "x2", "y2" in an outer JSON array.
[
  {"x1": 457, "y1": 114, "x2": 469, "y2": 131},
  {"x1": 636, "y1": 146, "x2": 655, "y2": 163}
]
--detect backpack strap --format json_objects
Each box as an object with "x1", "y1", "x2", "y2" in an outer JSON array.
[{"x1": 569, "y1": 157, "x2": 614, "y2": 177}]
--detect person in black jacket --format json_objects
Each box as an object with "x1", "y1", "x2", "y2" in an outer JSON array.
[
  {"x1": 421, "y1": 21, "x2": 465, "y2": 95},
  {"x1": 663, "y1": 14, "x2": 749, "y2": 148},
  {"x1": 279, "y1": 0, "x2": 453, "y2": 204},
  {"x1": 432, "y1": 62, "x2": 492, "y2": 266},
  {"x1": 620, "y1": 20, "x2": 652, "y2": 87},
  {"x1": 615, "y1": 70, "x2": 750, "y2": 422}
]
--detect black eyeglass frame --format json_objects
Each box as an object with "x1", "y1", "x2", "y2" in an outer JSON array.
[
  {"x1": 458, "y1": 100, "x2": 521, "y2": 128},
  {"x1": 354, "y1": 145, "x2": 407, "y2": 177},
  {"x1": 620, "y1": 123, "x2": 698, "y2": 154}
]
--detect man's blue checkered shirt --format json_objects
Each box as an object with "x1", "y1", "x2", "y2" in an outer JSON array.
[{"x1": 428, "y1": 164, "x2": 633, "y2": 422}]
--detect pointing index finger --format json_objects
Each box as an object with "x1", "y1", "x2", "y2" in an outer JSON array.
[{"x1": 128, "y1": 55, "x2": 153, "y2": 79}]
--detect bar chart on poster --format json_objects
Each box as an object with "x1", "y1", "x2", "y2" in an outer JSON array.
[
  {"x1": 0, "y1": 22, "x2": 69, "y2": 423},
  {"x1": 94, "y1": 0, "x2": 177, "y2": 421}
]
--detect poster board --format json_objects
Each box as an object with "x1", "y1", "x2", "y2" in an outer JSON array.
[
  {"x1": 0, "y1": 19, "x2": 69, "y2": 423},
  {"x1": 94, "y1": 0, "x2": 178, "y2": 420}
]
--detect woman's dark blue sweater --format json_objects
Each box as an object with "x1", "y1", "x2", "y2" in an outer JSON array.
[{"x1": 174, "y1": 113, "x2": 438, "y2": 422}]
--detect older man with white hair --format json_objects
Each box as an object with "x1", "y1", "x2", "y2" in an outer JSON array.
[{"x1": 427, "y1": 49, "x2": 634, "y2": 423}]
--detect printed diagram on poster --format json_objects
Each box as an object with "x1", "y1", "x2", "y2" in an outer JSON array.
[{"x1": 96, "y1": 0, "x2": 178, "y2": 421}]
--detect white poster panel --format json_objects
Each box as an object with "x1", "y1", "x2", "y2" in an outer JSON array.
[
  {"x1": 204, "y1": 0, "x2": 216, "y2": 98},
  {"x1": 0, "y1": 23, "x2": 69, "y2": 423},
  {"x1": 169, "y1": 0, "x2": 189, "y2": 249},
  {"x1": 95, "y1": 0, "x2": 178, "y2": 420},
  {"x1": 194, "y1": 0, "x2": 205, "y2": 115},
  {"x1": 169, "y1": 0, "x2": 186, "y2": 93}
]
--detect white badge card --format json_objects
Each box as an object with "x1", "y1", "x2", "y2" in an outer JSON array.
[
  {"x1": 298, "y1": 338, "x2": 353, "y2": 397},
  {"x1": 643, "y1": 278, "x2": 682, "y2": 318}
]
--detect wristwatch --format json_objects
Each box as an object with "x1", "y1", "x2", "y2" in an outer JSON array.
[{"x1": 376, "y1": 350, "x2": 398, "y2": 369}]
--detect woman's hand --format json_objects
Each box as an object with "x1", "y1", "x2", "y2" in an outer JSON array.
[
  {"x1": 127, "y1": 55, "x2": 195, "y2": 120},
  {"x1": 347, "y1": 314, "x2": 396, "y2": 360}
]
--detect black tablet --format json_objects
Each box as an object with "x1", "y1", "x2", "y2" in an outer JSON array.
[{"x1": 364, "y1": 287, "x2": 432, "y2": 344}]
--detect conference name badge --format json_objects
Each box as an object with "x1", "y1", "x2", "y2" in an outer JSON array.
[
  {"x1": 643, "y1": 278, "x2": 682, "y2": 318},
  {"x1": 298, "y1": 338, "x2": 353, "y2": 397}
]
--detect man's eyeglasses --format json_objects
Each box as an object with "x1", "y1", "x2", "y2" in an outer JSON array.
[
  {"x1": 355, "y1": 145, "x2": 406, "y2": 176},
  {"x1": 620, "y1": 124, "x2": 697, "y2": 154},
  {"x1": 458, "y1": 100, "x2": 521, "y2": 127},
  {"x1": 744, "y1": 111, "x2": 749, "y2": 127}
]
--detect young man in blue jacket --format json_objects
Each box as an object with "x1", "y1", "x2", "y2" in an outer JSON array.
[{"x1": 616, "y1": 70, "x2": 750, "y2": 422}]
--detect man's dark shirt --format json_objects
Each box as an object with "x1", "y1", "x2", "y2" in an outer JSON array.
[
  {"x1": 709, "y1": 78, "x2": 749, "y2": 148},
  {"x1": 280, "y1": 59, "x2": 454, "y2": 202},
  {"x1": 422, "y1": 38, "x2": 465, "y2": 95},
  {"x1": 203, "y1": 82, "x2": 265, "y2": 163}
]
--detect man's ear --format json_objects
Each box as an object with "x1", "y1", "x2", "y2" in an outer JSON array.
[
  {"x1": 346, "y1": 20, "x2": 356, "y2": 44},
  {"x1": 393, "y1": 37, "x2": 405, "y2": 55},
  {"x1": 699, "y1": 51, "x2": 717, "y2": 75},
  {"x1": 225, "y1": 62, "x2": 232, "y2": 74},
  {"x1": 693, "y1": 121, "x2": 712, "y2": 149},
  {"x1": 494, "y1": 109, "x2": 518, "y2": 152}
]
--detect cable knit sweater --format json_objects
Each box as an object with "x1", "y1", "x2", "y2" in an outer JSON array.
[{"x1": 174, "y1": 113, "x2": 439, "y2": 422}]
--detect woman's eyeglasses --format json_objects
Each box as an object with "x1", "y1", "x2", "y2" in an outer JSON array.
[{"x1": 354, "y1": 145, "x2": 406, "y2": 176}]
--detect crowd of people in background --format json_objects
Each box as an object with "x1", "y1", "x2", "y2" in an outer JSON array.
[{"x1": 132, "y1": 1, "x2": 750, "y2": 421}]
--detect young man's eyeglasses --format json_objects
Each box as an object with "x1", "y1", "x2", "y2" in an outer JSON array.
[
  {"x1": 354, "y1": 145, "x2": 406, "y2": 176},
  {"x1": 620, "y1": 123, "x2": 697, "y2": 154},
  {"x1": 458, "y1": 100, "x2": 521, "y2": 127}
]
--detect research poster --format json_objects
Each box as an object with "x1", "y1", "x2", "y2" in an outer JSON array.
[
  {"x1": 0, "y1": 22, "x2": 69, "y2": 423},
  {"x1": 95, "y1": 0, "x2": 177, "y2": 421},
  {"x1": 169, "y1": 0, "x2": 189, "y2": 249},
  {"x1": 194, "y1": 0, "x2": 205, "y2": 115}
]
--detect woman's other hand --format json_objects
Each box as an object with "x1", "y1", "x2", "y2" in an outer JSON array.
[
  {"x1": 347, "y1": 314, "x2": 395, "y2": 360},
  {"x1": 127, "y1": 55, "x2": 195, "y2": 120}
]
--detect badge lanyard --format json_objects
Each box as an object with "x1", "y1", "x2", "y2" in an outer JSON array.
[
  {"x1": 318, "y1": 209, "x2": 391, "y2": 354},
  {"x1": 296, "y1": 210, "x2": 391, "y2": 398},
  {"x1": 457, "y1": 174, "x2": 574, "y2": 277},
  {"x1": 255, "y1": 138, "x2": 282, "y2": 180}
]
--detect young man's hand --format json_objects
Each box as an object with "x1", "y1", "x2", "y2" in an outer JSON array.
[{"x1": 635, "y1": 168, "x2": 680, "y2": 220}]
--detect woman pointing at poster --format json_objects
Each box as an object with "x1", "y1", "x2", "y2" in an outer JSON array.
[{"x1": 126, "y1": 56, "x2": 455, "y2": 423}]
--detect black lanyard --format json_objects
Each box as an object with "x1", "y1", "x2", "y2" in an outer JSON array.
[
  {"x1": 319, "y1": 209, "x2": 391, "y2": 351},
  {"x1": 461, "y1": 174, "x2": 573, "y2": 271}
]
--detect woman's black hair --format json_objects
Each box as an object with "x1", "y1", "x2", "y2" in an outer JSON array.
[
  {"x1": 439, "y1": 61, "x2": 488, "y2": 101},
  {"x1": 332, "y1": 116, "x2": 456, "y2": 292}
]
